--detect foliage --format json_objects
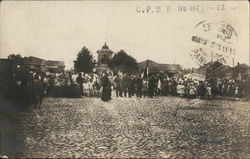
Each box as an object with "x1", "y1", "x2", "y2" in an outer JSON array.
[
  {"x1": 7, "y1": 54, "x2": 29, "y2": 80},
  {"x1": 4, "y1": 54, "x2": 31, "y2": 107},
  {"x1": 108, "y1": 50, "x2": 138, "y2": 74},
  {"x1": 8, "y1": 54, "x2": 25, "y2": 66},
  {"x1": 74, "y1": 47, "x2": 96, "y2": 73}
]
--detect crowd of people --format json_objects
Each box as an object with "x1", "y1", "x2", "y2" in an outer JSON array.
[
  {"x1": 112, "y1": 73, "x2": 250, "y2": 100},
  {"x1": 1, "y1": 68, "x2": 249, "y2": 108}
]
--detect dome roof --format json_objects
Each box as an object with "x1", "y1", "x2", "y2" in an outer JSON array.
[
  {"x1": 102, "y1": 42, "x2": 109, "y2": 49},
  {"x1": 97, "y1": 42, "x2": 113, "y2": 53}
]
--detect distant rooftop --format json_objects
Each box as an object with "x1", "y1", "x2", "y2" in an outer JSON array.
[{"x1": 138, "y1": 59, "x2": 182, "y2": 73}]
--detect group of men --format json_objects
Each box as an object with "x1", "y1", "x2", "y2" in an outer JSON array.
[
  {"x1": 113, "y1": 74, "x2": 158, "y2": 98},
  {"x1": 3, "y1": 70, "x2": 47, "y2": 108}
]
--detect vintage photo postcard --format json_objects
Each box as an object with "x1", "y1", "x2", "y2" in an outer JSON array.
[{"x1": 0, "y1": 0, "x2": 249, "y2": 158}]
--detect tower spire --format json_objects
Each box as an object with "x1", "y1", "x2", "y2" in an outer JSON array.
[{"x1": 102, "y1": 42, "x2": 109, "y2": 49}]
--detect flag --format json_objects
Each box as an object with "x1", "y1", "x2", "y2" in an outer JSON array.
[
  {"x1": 141, "y1": 71, "x2": 144, "y2": 78},
  {"x1": 143, "y1": 66, "x2": 149, "y2": 78},
  {"x1": 157, "y1": 79, "x2": 162, "y2": 90},
  {"x1": 146, "y1": 66, "x2": 149, "y2": 76}
]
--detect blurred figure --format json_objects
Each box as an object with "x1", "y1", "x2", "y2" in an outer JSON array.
[
  {"x1": 76, "y1": 73, "x2": 84, "y2": 96},
  {"x1": 162, "y1": 78, "x2": 169, "y2": 96},
  {"x1": 198, "y1": 81, "x2": 206, "y2": 99},
  {"x1": 136, "y1": 75, "x2": 143, "y2": 98},
  {"x1": 101, "y1": 73, "x2": 111, "y2": 102},
  {"x1": 114, "y1": 75, "x2": 121, "y2": 97},
  {"x1": 177, "y1": 81, "x2": 185, "y2": 97},
  {"x1": 127, "y1": 75, "x2": 133, "y2": 98},
  {"x1": 188, "y1": 83, "x2": 197, "y2": 98},
  {"x1": 132, "y1": 75, "x2": 137, "y2": 96},
  {"x1": 33, "y1": 74, "x2": 46, "y2": 108},
  {"x1": 148, "y1": 75, "x2": 154, "y2": 98},
  {"x1": 123, "y1": 74, "x2": 129, "y2": 97},
  {"x1": 142, "y1": 78, "x2": 148, "y2": 97}
]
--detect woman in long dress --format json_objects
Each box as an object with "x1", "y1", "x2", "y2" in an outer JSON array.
[{"x1": 101, "y1": 73, "x2": 111, "y2": 102}]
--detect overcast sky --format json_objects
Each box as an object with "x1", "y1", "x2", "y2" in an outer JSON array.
[{"x1": 0, "y1": 1, "x2": 249, "y2": 69}]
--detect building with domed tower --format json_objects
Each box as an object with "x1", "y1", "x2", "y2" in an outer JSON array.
[{"x1": 97, "y1": 42, "x2": 113, "y2": 72}]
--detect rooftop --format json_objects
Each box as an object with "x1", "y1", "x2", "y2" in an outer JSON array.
[
  {"x1": 138, "y1": 60, "x2": 182, "y2": 72},
  {"x1": 97, "y1": 42, "x2": 113, "y2": 53}
]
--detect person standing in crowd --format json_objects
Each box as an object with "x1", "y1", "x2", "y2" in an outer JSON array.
[
  {"x1": 184, "y1": 81, "x2": 189, "y2": 97},
  {"x1": 206, "y1": 82, "x2": 212, "y2": 98},
  {"x1": 33, "y1": 74, "x2": 46, "y2": 108},
  {"x1": 239, "y1": 79, "x2": 244, "y2": 99},
  {"x1": 131, "y1": 75, "x2": 137, "y2": 96},
  {"x1": 142, "y1": 78, "x2": 148, "y2": 97},
  {"x1": 114, "y1": 75, "x2": 121, "y2": 97},
  {"x1": 108, "y1": 74, "x2": 112, "y2": 100},
  {"x1": 210, "y1": 78, "x2": 217, "y2": 96},
  {"x1": 162, "y1": 78, "x2": 168, "y2": 96},
  {"x1": 242, "y1": 79, "x2": 249, "y2": 100},
  {"x1": 168, "y1": 79, "x2": 172, "y2": 95},
  {"x1": 153, "y1": 75, "x2": 158, "y2": 96},
  {"x1": 45, "y1": 75, "x2": 53, "y2": 96},
  {"x1": 222, "y1": 80, "x2": 228, "y2": 96},
  {"x1": 84, "y1": 78, "x2": 90, "y2": 96},
  {"x1": 217, "y1": 79, "x2": 222, "y2": 96},
  {"x1": 198, "y1": 81, "x2": 206, "y2": 99},
  {"x1": 157, "y1": 78, "x2": 162, "y2": 95},
  {"x1": 123, "y1": 74, "x2": 128, "y2": 97},
  {"x1": 118, "y1": 75, "x2": 122, "y2": 97},
  {"x1": 76, "y1": 73, "x2": 84, "y2": 96},
  {"x1": 189, "y1": 83, "x2": 196, "y2": 98},
  {"x1": 148, "y1": 75, "x2": 154, "y2": 98},
  {"x1": 226, "y1": 81, "x2": 231, "y2": 96},
  {"x1": 229, "y1": 81, "x2": 236, "y2": 97},
  {"x1": 127, "y1": 75, "x2": 133, "y2": 98},
  {"x1": 93, "y1": 76, "x2": 101, "y2": 97},
  {"x1": 118, "y1": 75, "x2": 124, "y2": 97},
  {"x1": 177, "y1": 81, "x2": 185, "y2": 97},
  {"x1": 235, "y1": 83, "x2": 239, "y2": 97},
  {"x1": 88, "y1": 79, "x2": 94, "y2": 97},
  {"x1": 171, "y1": 78, "x2": 177, "y2": 96},
  {"x1": 101, "y1": 73, "x2": 111, "y2": 102},
  {"x1": 136, "y1": 75, "x2": 143, "y2": 98}
]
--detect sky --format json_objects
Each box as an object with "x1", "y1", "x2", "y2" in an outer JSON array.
[{"x1": 0, "y1": 1, "x2": 249, "y2": 69}]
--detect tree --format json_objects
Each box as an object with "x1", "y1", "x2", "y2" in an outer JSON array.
[
  {"x1": 8, "y1": 54, "x2": 25, "y2": 66},
  {"x1": 108, "y1": 50, "x2": 138, "y2": 74},
  {"x1": 74, "y1": 47, "x2": 96, "y2": 73},
  {"x1": 8, "y1": 54, "x2": 27, "y2": 77}
]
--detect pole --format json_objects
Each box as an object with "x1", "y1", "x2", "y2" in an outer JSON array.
[
  {"x1": 146, "y1": 60, "x2": 149, "y2": 77},
  {"x1": 210, "y1": 52, "x2": 213, "y2": 81}
]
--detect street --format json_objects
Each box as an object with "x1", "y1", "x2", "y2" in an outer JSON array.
[{"x1": 15, "y1": 96, "x2": 250, "y2": 158}]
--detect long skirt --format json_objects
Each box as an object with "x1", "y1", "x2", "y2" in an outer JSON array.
[{"x1": 102, "y1": 88, "x2": 111, "y2": 101}]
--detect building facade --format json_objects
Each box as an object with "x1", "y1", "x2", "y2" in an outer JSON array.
[
  {"x1": 138, "y1": 59, "x2": 182, "y2": 76},
  {"x1": 43, "y1": 60, "x2": 65, "y2": 73},
  {"x1": 24, "y1": 56, "x2": 65, "y2": 73}
]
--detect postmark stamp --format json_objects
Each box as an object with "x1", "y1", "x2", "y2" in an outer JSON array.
[{"x1": 190, "y1": 20, "x2": 238, "y2": 66}]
